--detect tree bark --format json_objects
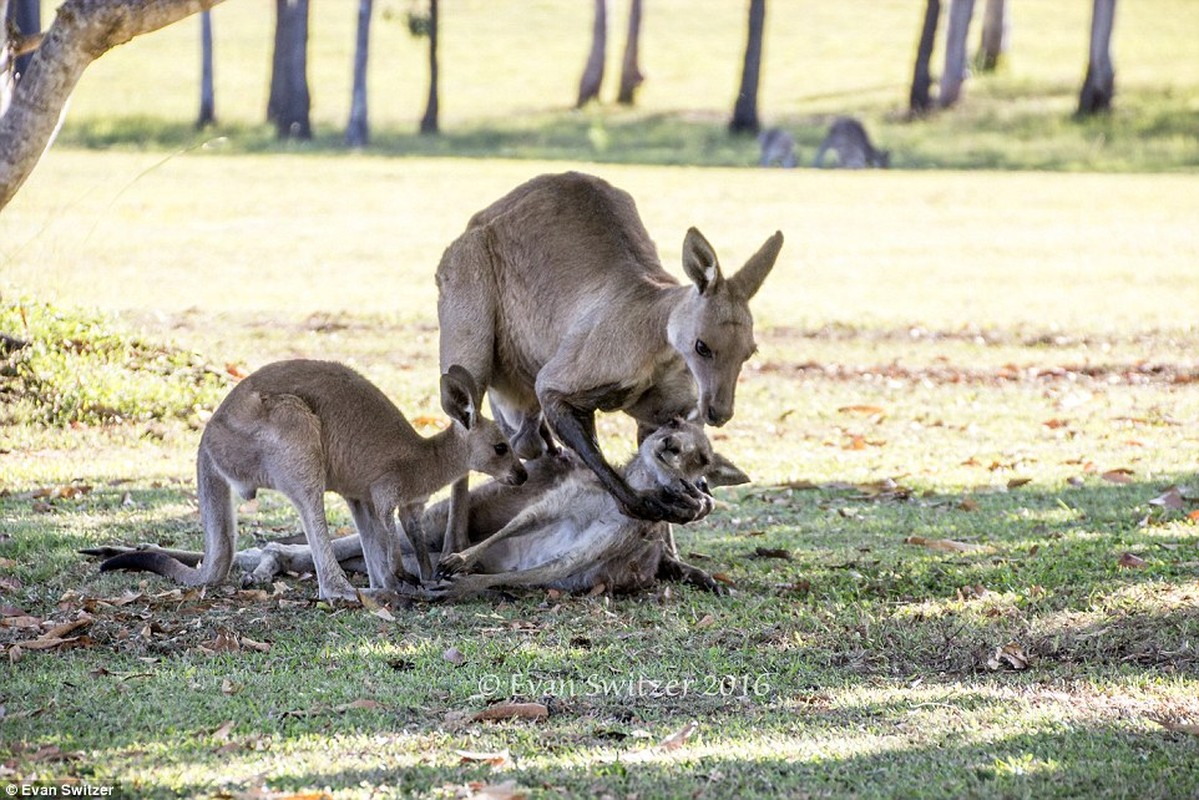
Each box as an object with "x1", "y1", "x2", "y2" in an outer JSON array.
[
  {"x1": 196, "y1": 9, "x2": 215, "y2": 128},
  {"x1": 0, "y1": 0, "x2": 224, "y2": 212},
  {"x1": 938, "y1": 0, "x2": 975, "y2": 108},
  {"x1": 576, "y1": 0, "x2": 606, "y2": 108},
  {"x1": 418, "y1": 0, "x2": 438, "y2": 134},
  {"x1": 346, "y1": 0, "x2": 372, "y2": 146},
  {"x1": 975, "y1": 0, "x2": 1008, "y2": 72},
  {"x1": 909, "y1": 0, "x2": 940, "y2": 115},
  {"x1": 1077, "y1": 0, "x2": 1116, "y2": 115},
  {"x1": 267, "y1": 0, "x2": 311, "y2": 140},
  {"x1": 616, "y1": 0, "x2": 643, "y2": 105},
  {"x1": 729, "y1": 0, "x2": 765, "y2": 134}
]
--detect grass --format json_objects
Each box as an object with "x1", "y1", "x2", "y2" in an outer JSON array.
[{"x1": 1, "y1": 0, "x2": 1199, "y2": 796}]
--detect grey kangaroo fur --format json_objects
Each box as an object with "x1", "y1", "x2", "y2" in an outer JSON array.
[
  {"x1": 91, "y1": 421, "x2": 747, "y2": 597},
  {"x1": 758, "y1": 128, "x2": 798, "y2": 168},
  {"x1": 813, "y1": 117, "x2": 890, "y2": 169},
  {"x1": 98, "y1": 359, "x2": 527, "y2": 601},
  {"x1": 435, "y1": 171, "x2": 782, "y2": 544}
]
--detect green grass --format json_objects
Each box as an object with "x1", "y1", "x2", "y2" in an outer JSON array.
[{"x1": 1, "y1": 0, "x2": 1199, "y2": 796}]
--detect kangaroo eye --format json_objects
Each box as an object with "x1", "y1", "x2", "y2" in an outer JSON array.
[
  {"x1": 695, "y1": 339, "x2": 713, "y2": 359},
  {"x1": 493, "y1": 443, "x2": 509, "y2": 456}
]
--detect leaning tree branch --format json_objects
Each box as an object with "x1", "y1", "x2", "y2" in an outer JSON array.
[{"x1": 0, "y1": 0, "x2": 224, "y2": 211}]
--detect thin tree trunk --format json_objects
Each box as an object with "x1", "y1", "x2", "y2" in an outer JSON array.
[
  {"x1": 346, "y1": 0, "x2": 372, "y2": 146},
  {"x1": 1, "y1": 0, "x2": 225, "y2": 211},
  {"x1": 616, "y1": 0, "x2": 643, "y2": 105},
  {"x1": 938, "y1": 0, "x2": 975, "y2": 108},
  {"x1": 419, "y1": 0, "x2": 438, "y2": 134},
  {"x1": 576, "y1": 0, "x2": 606, "y2": 108},
  {"x1": 196, "y1": 10, "x2": 215, "y2": 128},
  {"x1": 1078, "y1": 0, "x2": 1116, "y2": 115},
  {"x1": 729, "y1": 0, "x2": 765, "y2": 134},
  {"x1": 8, "y1": 0, "x2": 39, "y2": 78},
  {"x1": 909, "y1": 0, "x2": 940, "y2": 115},
  {"x1": 975, "y1": 0, "x2": 1008, "y2": 72},
  {"x1": 267, "y1": 0, "x2": 311, "y2": 140}
]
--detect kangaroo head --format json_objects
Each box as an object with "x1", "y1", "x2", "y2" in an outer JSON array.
[
  {"x1": 440, "y1": 365, "x2": 528, "y2": 486},
  {"x1": 667, "y1": 227, "x2": 784, "y2": 427},
  {"x1": 638, "y1": 418, "x2": 750, "y2": 494}
]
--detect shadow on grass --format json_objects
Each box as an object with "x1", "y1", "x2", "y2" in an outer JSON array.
[{"x1": 53, "y1": 89, "x2": 1199, "y2": 172}]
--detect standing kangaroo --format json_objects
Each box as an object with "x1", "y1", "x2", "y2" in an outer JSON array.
[
  {"x1": 91, "y1": 421, "x2": 748, "y2": 596},
  {"x1": 813, "y1": 117, "x2": 890, "y2": 169},
  {"x1": 758, "y1": 128, "x2": 798, "y2": 168},
  {"x1": 99, "y1": 360, "x2": 527, "y2": 601},
  {"x1": 436, "y1": 171, "x2": 782, "y2": 545}
]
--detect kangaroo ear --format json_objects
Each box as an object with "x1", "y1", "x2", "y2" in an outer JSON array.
[
  {"x1": 440, "y1": 365, "x2": 479, "y2": 430},
  {"x1": 705, "y1": 452, "x2": 751, "y2": 488},
  {"x1": 681, "y1": 227, "x2": 722, "y2": 295},
  {"x1": 728, "y1": 231, "x2": 783, "y2": 300}
]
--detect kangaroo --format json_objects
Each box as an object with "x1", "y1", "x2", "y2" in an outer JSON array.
[
  {"x1": 813, "y1": 117, "x2": 890, "y2": 169},
  {"x1": 89, "y1": 422, "x2": 748, "y2": 597},
  {"x1": 99, "y1": 359, "x2": 527, "y2": 601},
  {"x1": 435, "y1": 171, "x2": 782, "y2": 549},
  {"x1": 758, "y1": 128, "x2": 798, "y2": 168}
]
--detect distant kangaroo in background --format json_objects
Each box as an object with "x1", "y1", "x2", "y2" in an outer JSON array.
[
  {"x1": 100, "y1": 360, "x2": 526, "y2": 601},
  {"x1": 435, "y1": 171, "x2": 783, "y2": 553},
  {"x1": 758, "y1": 128, "x2": 798, "y2": 168},
  {"x1": 813, "y1": 117, "x2": 890, "y2": 169}
]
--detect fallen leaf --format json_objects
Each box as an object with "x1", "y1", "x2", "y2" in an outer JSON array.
[
  {"x1": 1149, "y1": 486, "x2": 1186, "y2": 510},
  {"x1": 225, "y1": 362, "x2": 250, "y2": 380},
  {"x1": 212, "y1": 720, "x2": 235, "y2": 741},
  {"x1": 752, "y1": 547, "x2": 791, "y2": 560},
  {"x1": 471, "y1": 702, "x2": 548, "y2": 723},
  {"x1": 987, "y1": 642, "x2": 1030, "y2": 671},
  {"x1": 1189, "y1": 510, "x2": 1199, "y2": 522},
  {"x1": 711, "y1": 573, "x2": 736, "y2": 587},
  {"x1": 838, "y1": 404, "x2": 885, "y2": 416},
  {"x1": 695, "y1": 614, "x2": 716, "y2": 629},
  {"x1": 411, "y1": 415, "x2": 447, "y2": 429},
  {"x1": 358, "y1": 590, "x2": 396, "y2": 621},
  {"x1": 336, "y1": 699, "x2": 383, "y2": 712},
  {"x1": 456, "y1": 748, "x2": 512, "y2": 767},
  {"x1": 0, "y1": 576, "x2": 23, "y2": 593},
  {"x1": 657, "y1": 719, "x2": 699, "y2": 750},
  {"x1": 904, "y1": 536, "x2": 988, "y2": 553},
  {"x1": 208, "y1": 630, "x2": 240, "y2": 652},
  {"x1": 1, "y1": 616, "x2": 42, "y2": 630},
  {"x1": 956, "y1": 585, "x2": 988, "y2": 600},
  {"x1": 1007, "y1": 477, "x2": 1032, "y2": 490},
  {"x1": 240, "y1": 636, "x2": 271, "y2": 653},
  {"x1": 1043, "y1": 418, "x2": 1070, "y2": 429},
  {"x1": 462, "y1": 781, "x2": 527, "y2": 800},
  {"x1": 1101, "y1": 469, "x2": 1135, "y2": 484},
  {"x1": 221, "y1": 678, "x2": 240, "y2": 696},
  {"x1": 1118, "y1": 552, "x2": 1147, "y2": 569},
  {"x1": 443, "y1": 646, "x2": 466, "y2": 666},
  {"x1": 958, "y1": 496, "x2": 980, "y2": 512}
]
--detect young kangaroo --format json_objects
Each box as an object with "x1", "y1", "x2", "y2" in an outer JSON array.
[
  {"x1": 758, "y1": 128, "x2": 798, "y2": 168},
  {"x1": 92, "y1": 421, "x2": 748, "y2": 597},
  {"x1": 438, "y1": 419, "x2": 748, "y2": 595},
  {"x1": 813, "y1": 117, "x2": 890, "y2": 169},
  {"x1": 100, "y1": 360, "x2": 527, "y2": 601},
  {"x1": 436, "y1": 171, "x2": 782, "y2": 548}
]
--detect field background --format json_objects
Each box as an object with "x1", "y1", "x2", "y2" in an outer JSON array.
[{"x1": 2, "y1": 0, "x2": 1199, "y2": 797}]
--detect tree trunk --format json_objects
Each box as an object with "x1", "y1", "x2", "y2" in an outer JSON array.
[
  {"x1": 909, "y1": 0, "x2": 940, "y2": 115},
  {"x1": 267, "y1": 0, "x2": 311, "y2": 140},
  {"x1": 1078, "y1": 0, "x2": 1116, "y2": 115},
  {"x1": 576, "y1": 0, "x2": 606, "y2": 108},
  {"x1": 418, "y1": 0, "x2": 438, "y2": 134},
  {"x1": 1, "y1": 0, "x2": 12, "y2": 120},
  {"x1": 1, "y1": 0, "x2": 225, "y2": 212},
  {"x1": 729, "y1": 0, "x2": 765, "y2": 134},
  {"x1": 196, "y1": 10, "x2": 215, "y2": 128},
  {"x1": 975, "y1": 0, "x2": 1008, "y2": 72},
  {"x1": 8, "y1": 0, "x2": 39, "y2": 78},
  {"x1": 938, "y1": 0, "x2": 975, "y2": 108},
  {"x1": 346, "y1": 0, "x2": 372, "y2": 146},
  {"x1": 616, "y1": 0, "x2": 643, "y2": 105}
]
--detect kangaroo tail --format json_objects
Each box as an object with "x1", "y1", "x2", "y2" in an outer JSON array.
[{"x1": 99, "y1": 550, "x2": 206, "y2": 584}]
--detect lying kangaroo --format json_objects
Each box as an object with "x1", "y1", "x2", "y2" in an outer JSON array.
[
  {"x1": 758, "y1": 128, "x2": 798, "y2": 168},
  {"x1": 91, "y1": 421, "x2": 747, "y2": 596},
  {"x1": 813, "y1": 117, "x2": 890, "y2": 169},
  {"x1": 436, "y1": 171, "x2": 782, "y2": 545},
  {"x1": 99, "y1": 359, "x2": 527, "y2": 601}
]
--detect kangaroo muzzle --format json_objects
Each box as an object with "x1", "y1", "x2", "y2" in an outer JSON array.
[{"x1": 506, "y1": 464, "x2": 529, "y2": 486}]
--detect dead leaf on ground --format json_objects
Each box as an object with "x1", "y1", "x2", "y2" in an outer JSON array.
[
  {"x1": 456, "y1": 748, "x2": 513, "y2": 767},
  {"x1": 462, "y1": 781, "x2": 527, "y2": 800},
  {"x1": 240, "y1": 636, "x2": 271, "y2": 653},
  {"x1": 1149, "y1": 486, "x2": 1186, "y2": 510},
  {"x1": 1007, "y1": 477, "x2": 1033, "y2": 489},
  {"x1": 221, "y1": 678, "x2": 241, "y2": 696},
  {"x1": 711, "y1": 572, "x2": 736, "y2": 587},
  {"x1": 838, "y1": 404, "x2": 886, "y2": 417},
  {"x1": 657, "y1": 719, "x2": 700, "y2": 750},
  {"x1": 752, "y1": 547, "x2": 791, "y2": 560},
  {"x1": 32, "y1": 484, "x2": 93, "y2": 501},
  {"x1": 208, "y1": 629, "x2": 241, "y2": 652},
  {"x1": 411, "y1": 415, "x2": 447, "y2": 429},
  {"x1": 212, "y1": 720, "x2": 235, "y2": 741},
  {"x1": 956, "y1": 585, "x2": 988, "y2": 600},
  {"x1": 904, "y1": 536, "x2": 989, "y2": 554},
  {"x1": 958, "y1": 496, "x2": 980, "y2": 512},
  {"x1": 471, "y1": 702, "x2": 548, "y2": 723},
  {"x1": 695, "y1": 613, "x2": 716, "y2": 629},
  {"x1": 1118, "y1": 552, "x2": 1147, "y2": 569},
  {"x1": 1101, "y1": 469, "x2": 1135, "y2": 484},
  {"x1": 1043, "y1": 418, "x2": 1070, "y2": 429},
  {"x1": 0, "y1": 575, "x2": 23, "y2": 593},
  {"x1": 225, "y1": 362, "x2": 250, "y2": 380},
  {"x1": 1189, "y1": 510, "x2": 1199, "y2": 523},
  {"x1": 443, "y1": 646, "x2": 467, "y2": 666},
  {"x1": 987, "y1": 642, "x2": 1031, "y2": 671}
]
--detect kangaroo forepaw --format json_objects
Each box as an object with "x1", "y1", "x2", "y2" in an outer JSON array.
[{"x1": 435, "y1": 552, "x2": 473, "y2": 579}]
